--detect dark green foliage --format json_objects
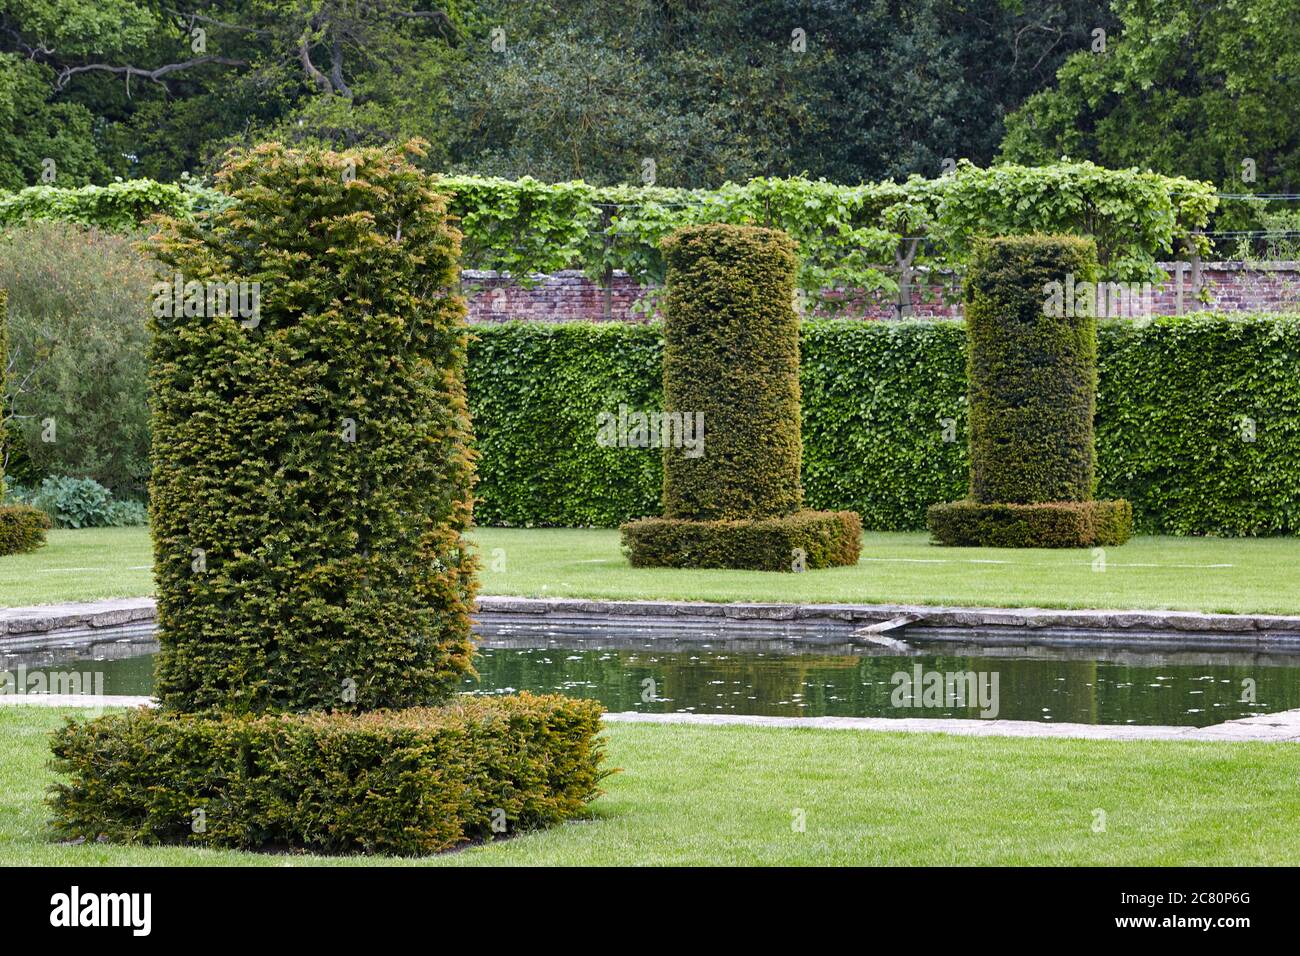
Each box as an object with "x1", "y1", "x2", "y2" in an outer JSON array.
[
  {"x1": 0, "y1": 503, "x2": 51, "y2": 555},
  {"x1": 47, "y1": 694, "x2": 608, "y2": 856},
  {"x1": 147, "y1": 142, "x2": 477, "y2": 715},
  {"x1": 620, "y1": 223, "x2": 859, "y2": 571},
  {"x1": 927, "y1": 500, "x2": 1132, "y2": 549},
  {"x1": 622, "y1": 510, "x2": 862, "y2": 571},
  {"x1": 800, "y1": 319, "x2": 969, "y2": 528},
  {"x1": 932, "y1": 234, "x2": 1129, "y2": 547},
  {"x1": 468, "y1": 322, "x2": 662, "y2": 527},
  {"x1": 469, "y1": 315, "x2": 1300, "y2": 536},
  {"x1": 659, "y1": 224, "x2": 803, "y2": 520},
  {"x1": 964, "y1": 235, "x2": 1100, "y2": 505}
]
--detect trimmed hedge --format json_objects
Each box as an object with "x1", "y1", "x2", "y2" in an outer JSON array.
[
  {"x1": 147, "y1": 142, "x2": 478, "y2": 715},
  {"x1": 622, "y1": 510, "x2": 863, "y2": 570},
  {"x1": 470, "y1": 313, "x2": 1300, "y2": 536},
  {"x1": 48, "y1": 694, "x2": 608, "y2": 856},
  {"x1": 964, "y1": 235, "x2": 1100, "y2": 504},
  {"x1": 470, "y1": 322, "x2": 662, "y2": 527},
  {"x1": 927, "y1": 500, "x2": 1133, "y2": 549},
  {"x1": 0, "y1": 502, "x2": 51, "y2": 555},
  {"x1": 659, "y1": 224, "x2": 803, "y2": 520}
]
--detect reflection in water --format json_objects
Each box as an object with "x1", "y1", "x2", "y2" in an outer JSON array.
[
  {"x1": 462, "y1": 638, "x2": 1300, "y2": 726},
  {"x1": 5, "y1": 632, "x2": 1300, "y2": 727}
]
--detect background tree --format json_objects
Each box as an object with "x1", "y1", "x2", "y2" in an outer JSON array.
[{"x1": 1000, "y1": 0, "x2": 1300, "y2": 228}]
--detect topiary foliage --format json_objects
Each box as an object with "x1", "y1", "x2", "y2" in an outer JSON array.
[
  {"x1": 147, "y1": 141, "x2": 478, "y2": 715},
  {"x1": 622, "y1": 510, "x2": 862, "y2": 571},
  {"x1": 621, "y1": 224, "x2": 860, "y2": 570},
  {"x1": 927, "y1": 499, "x2": 1132, "y2": 549},
  {"x1": 660, "y1": 224, "x2": 803, "y2": 520},
  {"x1": 965, "y1": 234, "x2": 1099, "y2": 504},
  {"x1": 48, "y1": 694, "x2": 607, "y2": 857},
  {"x1": 929, "y1": 234, "x2": 1131, "y2": 547}
]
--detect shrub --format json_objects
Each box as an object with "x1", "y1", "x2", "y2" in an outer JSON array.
[
  {"x1": 927, "y1": 499, "x2": 1132, "y2": 549},
  {"x1": 659, "y1": 224, "x2": 804, "y2": 519},
  {"x1": 146, "y1": 141, "x2": 478, "y2": 715},
  {"x1": 0, "y1": 221, "x2": 154, "y2": 497},
  {"x1": 964, "y1": 234, "x2": 1100, "y2": 504},
  {"x1": 622, "y1": 510, "x2": 862, "y2": 570},
  {"x1": 620, "y1": 224, "x2": 860, "y2": 570},
  {"x1": 10, "y1": 476, "x2": 146, "y2": 528},
  {"x1": 929, "y1": 235, "x2": 1130, "y2": 548},
  {"x1": 0, "y1": 502, "x2": 50, "y2": 555},
  {"x1": 48, "y1": 694, "x2": 608, "y2": 856}
]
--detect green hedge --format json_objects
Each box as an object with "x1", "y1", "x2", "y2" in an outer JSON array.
[
  {"x1": 469, "y1": 313, "x2": 1300, "y2": 536},
  {"x1": 48, "y1": 694, "x2": 608, "y2": 856},
  {"x1": 964, "y1": 235, "x2": 1100, "y2": 505},
  {"x1": 148, "y1": 142, "x2": 477, "y2": 715},
  {"x1": 469, "y1": 322, "x2": 662, "y2": 527}
]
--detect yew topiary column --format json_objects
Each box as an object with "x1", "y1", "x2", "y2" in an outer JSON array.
[
  {"x1": 48, "y1": 143, "x2": 606, "y2": 855},
  {"x1": 145, "y1": 142, "x2": 478, "y2": 714},
  {"x1": 927, "y1": 235, "x2": 1132, "y2": 547},
  {"x1": 620, "y1": 224, "x2": 861, "y2": 570}
]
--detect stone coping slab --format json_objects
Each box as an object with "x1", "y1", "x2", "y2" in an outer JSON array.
[
  {"x1": 5, "y1": 595, "x2": 1300, "y2": 650},
  {"x1": 4, "y1": 694, "x2": 1297, "y2": 743}
]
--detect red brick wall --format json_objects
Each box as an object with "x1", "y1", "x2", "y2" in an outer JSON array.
[{"x1": 463, "y1": 262, "x2": 1300, "y2": 323}]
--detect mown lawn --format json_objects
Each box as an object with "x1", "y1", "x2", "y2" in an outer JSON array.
[
  {"x1": 4, "y1": 526, "x2": 1300, "y2": 615},
  {"x1": 3, "y1": 706, "x2": 1299, "y2": 866}
]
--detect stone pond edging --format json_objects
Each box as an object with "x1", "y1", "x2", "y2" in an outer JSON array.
[
  {"x1": 5, "y1": 594, "x2": 1300, "y2": 651},
  {"x1": 5, "y1": 694, "x2": 1299, "y2": 743}
]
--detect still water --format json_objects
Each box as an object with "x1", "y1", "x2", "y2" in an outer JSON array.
[{"x1": 6, "y1": 632, "x2": 1300, "y2": 727}]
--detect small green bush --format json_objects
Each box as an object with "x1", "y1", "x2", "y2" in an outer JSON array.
[
  {"x1": 9, "y1": 476, "x2": 146, "y2": 528},
  {"x1": 147, "y1": 142, "x2": 477, "y2": 715},
  {"x1": 0, "y1": 502, "x2": 51, "y2": 555},
  {"x1": 659, "y1": 224, "x2": 803, "y2": 520},
  {"x1": 48, "y1": 694, "x2": 608, "y2": 856},
  {"x1": 964, "y1": 234, "x2": 1100, "y2": 504},
  {"x1": 927, "y1": 499, "x2": 1132, "y2": 548},
  {"x1": 622, "y1": 510, "x2": 863, "y2": 570}
]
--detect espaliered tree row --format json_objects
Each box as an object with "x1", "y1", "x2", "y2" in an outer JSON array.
[
  {"x1": 1, "y1": 161, "x2": 1219, "y2": 310},
  {"x1": 621, "y1": 224, "x2": 861, "y2": 571},
  {"x1": 928, "y1": 235, "x2": 1133, "y2": 548},
  {"x1": 0, "y1": 289, "x2": 51, "y2": 556},
  {"x1": 47, "y1": 142, "x2": 606, "y2": 855}
]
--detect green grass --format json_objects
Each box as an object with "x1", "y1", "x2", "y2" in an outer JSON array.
[
  {"x1": 0, "y1": 528, "x2": 153, "y2": 605},
  {"x1": 3, "y1": 706, "x2": 1300, "y2": 866},
  {"x1": 4, "y1": 526, "x2": 1300, "y2": 614}
]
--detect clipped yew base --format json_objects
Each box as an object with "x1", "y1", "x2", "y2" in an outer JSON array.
[
  {"x1": 621, "y1": 509, "x2": 862, "y2": 571},
  {"x1": 48, "y1": 693, "x2": 607, "y2": 856},
  {"x1": 927, "y1": 498, "x2": 1133, "y2": 548}
]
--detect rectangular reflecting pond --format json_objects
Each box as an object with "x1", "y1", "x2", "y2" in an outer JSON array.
[{"x1": 6, "y1": 626, "x2": 1300, "y2": 727}]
